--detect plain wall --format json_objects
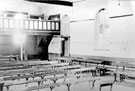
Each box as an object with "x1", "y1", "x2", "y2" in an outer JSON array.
[
  {"x1": 70, "y1": 0, "x2": 135, "y2": 58},
  {"x1": 0, "y1": 0, "x2": 42, "y2": 15},
  {"x1": 40, "y1": 0, "x2": 135, "y2": 58}
]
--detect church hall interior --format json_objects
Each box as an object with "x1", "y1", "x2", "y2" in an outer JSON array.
[{"x1": 0, "y1": 0, "x2": 135, "y2": 91}]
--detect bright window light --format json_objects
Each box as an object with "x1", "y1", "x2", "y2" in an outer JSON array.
[{"x1": 13, "y1": 32, "x2": 26, "y2": 45}]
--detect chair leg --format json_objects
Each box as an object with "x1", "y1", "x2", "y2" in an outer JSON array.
[
  {"x1": 50, "y1": 86, "x2": 54, "y2": 91},
  {"x1": 66, "y1": 83, "x2": 71, "y2": 91}
]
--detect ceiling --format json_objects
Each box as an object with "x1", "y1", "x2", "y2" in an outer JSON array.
[{"x1": 25, "y1": 0, "x2": 73, "y2": 6}]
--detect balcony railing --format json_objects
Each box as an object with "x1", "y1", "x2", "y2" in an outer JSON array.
[{"x1": 0, "y1": 17, "x2": 60, "y2": 35}]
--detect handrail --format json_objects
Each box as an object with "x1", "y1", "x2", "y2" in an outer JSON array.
[{"x1": 0, "y1": 17, "x2": 60, "y2": 31}]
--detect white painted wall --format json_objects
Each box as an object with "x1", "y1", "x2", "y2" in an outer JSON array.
[
  {"x1": 108, "y1": 0, "x2": 132, "y2": 16},
  {"x1": 39, "y1": 3, "x2": 72, "y2": 19},
  {"x1": 132, "y1": 1, "x2": 135, "y2": 14},
  {"x1": 0, "y1": 0, "x2": 42, "y2": 15},
  {"x1": 40, "y1": 0, "x2": 135, "y2": 58},
  {"x1": 70, "y1": 0, "x2": 135, "y2": 58},
  {"x1": 70, "y1": 0, "x2": 108, "y2": 56},
  {"x1": 71, "y1": 0, "x2": 108, "y2": 21}
]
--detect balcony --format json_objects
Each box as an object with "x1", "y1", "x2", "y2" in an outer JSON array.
[{"x1": 0, "y1": 17, "x2": 60, "y2": 35}]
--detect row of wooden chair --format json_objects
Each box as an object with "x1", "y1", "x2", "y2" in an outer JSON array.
[
  {"x1": 0, "y1": 57, "x2": 116, "y2": 91},
  {"x1": 22, "y1": 77, "x2": 101, "y2": 91},
  {"x1": 1, "y1": 61, "x2": 100, "y2": 91}
]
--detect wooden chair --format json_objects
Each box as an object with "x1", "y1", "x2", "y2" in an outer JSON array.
[{"x1": 99, "y1": 81, "x2": 114, "y2": 91}]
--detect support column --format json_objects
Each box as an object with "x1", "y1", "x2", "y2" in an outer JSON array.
[{"x1": 20, "y1": 41, "x2": 23, "y2": 61}]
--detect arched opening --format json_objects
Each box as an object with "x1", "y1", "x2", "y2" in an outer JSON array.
[
  {"x1": 95, "y1": 8, "x2": 109, "y2": 50},
  {"x1": 61, "y1": 15, "x2": 70, "y2": 56}
]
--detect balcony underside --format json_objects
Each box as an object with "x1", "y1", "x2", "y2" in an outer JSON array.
[{"x1": 0, "y1": 30, "x2": 60, "y2": 35}]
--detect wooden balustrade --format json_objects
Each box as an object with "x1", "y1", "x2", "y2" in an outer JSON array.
[{"x1": 0, "y1": 17, "x2": 60, "y2": 35}]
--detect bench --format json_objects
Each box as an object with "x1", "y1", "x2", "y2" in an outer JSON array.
[
  {"x1": 112, "y1": 70, "x2": 135, "y2": 82},
  {"x1": 3, "y1": 70, "x2": 65, "y2": 81},
  {"x1": 0, "y1": 60, "x2": 51, "y2": 68},
  {"x1": 0, "y1": 64, "x2": 24, "y2": 67},
  {"x1": 15, "y1": 61, "x2": 51, "y2": 66},
  {"x1": 35, "y1": 63, "x2": 69, "y2": 69},
  {"x1": 0, "y1": 66, "x2": 32, "y2": 72},
  {"x1": 3, "y1": 73, "x2": 71, "y2": 90},
  {"x1": 0, "y1": 64, "x2": 67, "y2": 78},
  {"x1": 73, "y1": 77, "x2": 100, "y2": 91},
  {"x1": 22, "y1": 81, "x2": 71, "y2": 91},
  {"x1": 22, "y1": 76, "x2": 100, "y2": 91},
  {"x1": 0, "y1": 63, "x2": 69, "y2": 80},
  {"x1": 107, "y1": 65, "x2": 135, "y2": 82},
  {"x1": 68, "y1": 66, "x2": 96, "y2": 77},
  {"x1": 4, "y1": 73, "x2": 89, "y2": 90},
  {"x1": 73, "y1": 58, "x2": 102, "y2": 66},
  {"x1": 4, "y1": 75, "x2": 66, "y2": 90},
  {"x1": 3, "y1": 78, "x2": 47, "y2": 90},
  {"x1": 105, "y1": 65, "x2": 118, "y2": 72},
  {"x1": 58, "y1": 65, "x2": 81, "y2": 71},
  {"x1": 1, "y1": 63, "x2": 69, "y2": 81},
  {"x1": 52, "y1": 56, "x2": 74, "y2": 63},
  {"x1": 66, "y1": 73, "x2": 91, "y2": 79},
  {"x1": 3, "y1": 72, "x2": 99, "y2": 91},
  {"x1": 0, "y1": 67, "x2": 52, "y2": 77},
  {"x1": 99, "y1": 65, "x2": 118, "y2": 76}
]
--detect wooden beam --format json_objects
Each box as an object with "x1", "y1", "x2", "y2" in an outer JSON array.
[
  {"x1": 26, "y1": 0, "x2": 73, "y2": 6},
  {"x1": 0, "y1": 30, "x2": 60, "y2": 35}
]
